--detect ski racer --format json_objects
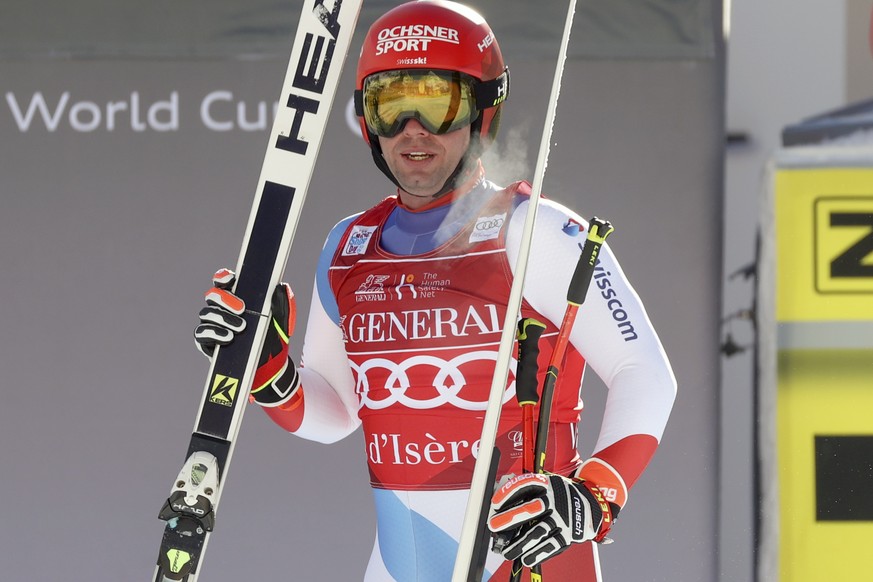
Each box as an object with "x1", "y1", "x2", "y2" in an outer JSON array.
[{"x1": 194, "y1": 1, "x2": 677, "y2": 580}]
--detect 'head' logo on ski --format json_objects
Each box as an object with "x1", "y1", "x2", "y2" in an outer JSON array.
[{"x1": 274, "y1": 0, "x2": 345, "y2": 156}]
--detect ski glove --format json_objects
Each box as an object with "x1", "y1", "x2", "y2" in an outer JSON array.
[
  {"x1": 194, "y1": 268, "x2": 247, "y2": 357},
  {"x1": 487, "y1": 473, "x2": 614, "y2": 568},
  {"x1": 194, "y1": 268, "x2": 300, "y2": 408}
]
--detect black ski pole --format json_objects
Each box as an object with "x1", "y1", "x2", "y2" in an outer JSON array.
[
  {"x1": 510, "y1": 318, "x2": 547, "y2": 582},
  {"x1": 532, "y1": 217, "x2": 613, "y2": 475}
]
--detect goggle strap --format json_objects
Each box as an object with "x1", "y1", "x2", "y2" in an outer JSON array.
[
  {"x1": 475, "y1": 68, "x2": 510, "y2": 110},
  {"x1": 353, "y1": 89, "x2": 364, "y2": 117}
]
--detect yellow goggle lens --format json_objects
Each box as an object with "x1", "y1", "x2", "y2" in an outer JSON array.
[{"x1": 363, "y1": 70, "x2": 478, "y2": 137}]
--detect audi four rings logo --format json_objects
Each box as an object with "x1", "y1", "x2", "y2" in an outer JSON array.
[
  {"x1": 475, "y1": 217, "x2": 505, "y2": 230},
  {"x1": 353, "y1": 351, "x2": 519, "y2": 410},
  {"x1": 470, "y1": 213, "x2": 506, "y2": 243}
]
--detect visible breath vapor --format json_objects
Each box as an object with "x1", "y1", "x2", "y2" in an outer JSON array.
[
  {"x1": 481, "y1": 123, "x2": 532, "y2": 188},
  {"x1": 432, "y1": 122, "x2": 533, "y2": 250}
]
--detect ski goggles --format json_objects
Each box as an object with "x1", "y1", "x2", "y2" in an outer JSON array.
[{"x1": 357, "y1": 69, "x2": 481, "y2": 138}]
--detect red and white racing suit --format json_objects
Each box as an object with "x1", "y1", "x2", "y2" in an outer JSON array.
[{"x1": 263, "y1": 174, "x2": 676, "y2": 581}]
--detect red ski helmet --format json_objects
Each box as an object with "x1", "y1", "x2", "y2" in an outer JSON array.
[{"x1": 354, "y1": 1, "x2": 509, "y2": 188}]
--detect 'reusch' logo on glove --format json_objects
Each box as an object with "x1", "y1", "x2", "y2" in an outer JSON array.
[{"x1": 572, "y1": 494, "x2": 584, "y2": 537}]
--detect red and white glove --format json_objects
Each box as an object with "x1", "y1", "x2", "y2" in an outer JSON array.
[
  {"x1": 194, "y1": 268, "x2": 247, "y2": 357},
  {"x1": 487, "y1": 473, "x2": 615, "y2": 568},
  {"x1": 193, "y1": 268, "x2": 300, "y2": 408}
]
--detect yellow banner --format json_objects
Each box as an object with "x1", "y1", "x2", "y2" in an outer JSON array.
[
  {"x1": 777, "y1": 350, "x2": 873, "y2": 580},
  {"x1": 774, "y1": 163, "x2": 873, "y2": 580},
  {"x1": 775, "y1": 167, "x2": 873, "y2": 321}
]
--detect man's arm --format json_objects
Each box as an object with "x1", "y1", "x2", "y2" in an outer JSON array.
[
  {"x1": 263, "y1": 216, "x2": 363, "y2": 443},
  {"x1": 195, "y1": 217, "x2": 364, "y2": 444},
  {"x1": 506, "y1": 198, "x2": 677, "y2": 509}
]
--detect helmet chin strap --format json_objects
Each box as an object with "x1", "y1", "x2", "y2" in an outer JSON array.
[{"x1": 368, "y1": 119, "x2": 486, "y2": 201}]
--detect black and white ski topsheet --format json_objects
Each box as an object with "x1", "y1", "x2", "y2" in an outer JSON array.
[{"x1": 154, "y1": 2, "x2": 362, "y2": 581}]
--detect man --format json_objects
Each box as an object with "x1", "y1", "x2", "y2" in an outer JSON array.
[{"x1": 195, "y1": 1, "x2": 676, "y2": 580}]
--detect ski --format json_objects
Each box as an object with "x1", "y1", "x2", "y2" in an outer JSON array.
[{"x1": 153, "y1": 1, "x2": 362, "y2": 580}]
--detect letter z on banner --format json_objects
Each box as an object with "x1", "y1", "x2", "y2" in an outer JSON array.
[{"x1": 153, "y1": 2, "x2": 362, "y2": 582}]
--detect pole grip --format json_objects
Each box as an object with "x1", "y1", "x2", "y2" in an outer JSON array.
[
  {"x1": 515, "y1": 318, "x2": 547, "y2": 405},
  {"x1": 566, "y1": 217, "x2": 614, "y2": 305}
]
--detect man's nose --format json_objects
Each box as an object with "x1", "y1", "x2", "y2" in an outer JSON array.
[{"x1": 401, "y1": 117, "x2": 431, "y2": 136}]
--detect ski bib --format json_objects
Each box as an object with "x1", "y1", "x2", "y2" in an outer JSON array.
[{"x1": 328, "y1": 183, "x2": 585, "y2": 490}]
